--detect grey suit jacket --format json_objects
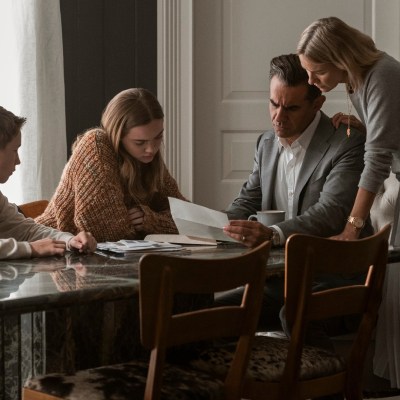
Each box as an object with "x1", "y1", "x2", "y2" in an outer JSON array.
[{"x1": 226, "y1": 112, "x2": 374, "y2": 240}]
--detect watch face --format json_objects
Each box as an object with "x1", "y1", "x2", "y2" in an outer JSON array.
[
  {"x1": 354, "y1": 219, "x2": 364, "y2": 228},
  {"x1": 351, "y1": 217, "x2": 364, "y2": 228}
]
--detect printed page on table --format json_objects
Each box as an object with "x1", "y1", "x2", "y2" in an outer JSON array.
[
  {"x1": 168, "y1": 197, "x2": 238, "y2": 243},
  {"x1": 97, "y1": 240, "x2": 183, "y2": 254}
]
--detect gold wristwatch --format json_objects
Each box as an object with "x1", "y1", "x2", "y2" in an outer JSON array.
[{"x1": 347, "y1": 216, "x2": 365, "y2": 230}]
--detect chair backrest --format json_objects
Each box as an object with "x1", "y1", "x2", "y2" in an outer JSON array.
[
  {"x1": 282, "y1": 224, "x2": 390, "y2": 397},
  {"x1": 18, "y1": 200, "x2": 49, "y2": 218},
  {"x1": 139, "y1": 241, "x2": 271, "y2": 400}
]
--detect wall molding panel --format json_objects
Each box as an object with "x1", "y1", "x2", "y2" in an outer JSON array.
[{"x1": 158, "y1": 0, "x2": 194, "y2": 199}]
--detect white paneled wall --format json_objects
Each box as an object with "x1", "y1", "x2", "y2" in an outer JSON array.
[{"x1": 158, "y1": 0, "x2": 399, "y2": 209}]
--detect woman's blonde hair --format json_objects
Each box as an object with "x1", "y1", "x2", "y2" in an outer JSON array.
[
  {"x1": 297, "y1": 16, "x2": 383, "y2": 91},
  {"x1": 76, "y1": 88, "x2": 165, "y2": 204}
]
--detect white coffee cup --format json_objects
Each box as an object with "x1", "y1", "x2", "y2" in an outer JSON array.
[{"x1": 248, "y1": 210, "x2": 285, "y2": 226}]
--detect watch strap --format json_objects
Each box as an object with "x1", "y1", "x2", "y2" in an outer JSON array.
[{"x1": 270, "y1": 228, "x2": 281, "y2": 246}]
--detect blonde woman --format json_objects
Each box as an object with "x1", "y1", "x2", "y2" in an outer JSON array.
[
  {"x1": 37, "y1": 88, "x2": 186, "y2": 242},
  {"x1": 297, "y1": 16, "x2": 400, "y2": 240}
]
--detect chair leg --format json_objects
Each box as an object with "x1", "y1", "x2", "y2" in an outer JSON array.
[{"x1": 344, "y1": 386, "x2": 363, "y2": 400}]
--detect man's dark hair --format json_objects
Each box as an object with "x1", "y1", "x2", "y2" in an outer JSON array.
[
  {"x1": 269, "y1": 54, "x2": 322, "y2": 101},
  {"x1": 0, "y1": 106, "x2": 26, "y2": 149}
]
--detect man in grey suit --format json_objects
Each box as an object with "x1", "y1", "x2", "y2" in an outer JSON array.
[
  {"x1": 223, "y1": 53, "x2": 373, "y2": 247},
  {"x1": 219, "y1": 54, "x2": 373, "y2": 350}
]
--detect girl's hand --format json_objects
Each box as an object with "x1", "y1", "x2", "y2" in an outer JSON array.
[{"x1": 128, "y1": 207, "x2": 145, "y2": 231}]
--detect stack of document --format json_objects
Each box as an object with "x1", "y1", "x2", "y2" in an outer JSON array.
[
  {"x1": 144, "y1": 234, "x2": 217, "y2": 246},
  {"x1": 97, "y1": 240, "x2": 183, "y2": 254}
]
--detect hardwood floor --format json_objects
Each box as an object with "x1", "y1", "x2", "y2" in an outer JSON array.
[
  {"x1": 377, "y1": 397, "x2": 400, "y2": 399},
  {"x1": 333, "y1": 336, "x2": 400, "y2": 399}
]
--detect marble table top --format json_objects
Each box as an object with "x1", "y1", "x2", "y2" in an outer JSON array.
[{"x1": 0, "y1": 245, "x2": 285, "y2": 316}]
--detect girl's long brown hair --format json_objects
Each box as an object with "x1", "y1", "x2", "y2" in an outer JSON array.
[{"x1": 74, "y1": 88, "x2": 165, "y2": 204}]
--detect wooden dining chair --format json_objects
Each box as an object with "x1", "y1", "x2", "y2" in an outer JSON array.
[
  {"x1": 18, "y1": 199, "x2": 49, "y2": 218},
  {"x1": 23, "y1": 241, "x2": 271, "y2": 400},
  {"x1": 190, "y1": 224, "x2": 391, "y2": 400}
]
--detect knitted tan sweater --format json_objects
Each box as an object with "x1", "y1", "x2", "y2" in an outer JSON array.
[{"x1": 36, "y1": 130, "x2": 186, "y2": 242}]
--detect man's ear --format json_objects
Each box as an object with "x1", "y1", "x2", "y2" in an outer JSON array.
[{"x1": 313, "y1": 95, "x2": 326, "y2": 111}]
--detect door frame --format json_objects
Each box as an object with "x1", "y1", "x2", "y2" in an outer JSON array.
[{"x1": 157, "y1": 0, "x2": 194, "y2": 200}]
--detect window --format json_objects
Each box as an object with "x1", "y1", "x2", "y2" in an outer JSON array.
[{"x1": 0, "y1": 0, "x2": 67, "y2": 204}]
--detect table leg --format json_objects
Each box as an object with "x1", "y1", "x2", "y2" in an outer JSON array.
[{"x1": 0, "y1": 312, "x2": 45, "y2": 400}]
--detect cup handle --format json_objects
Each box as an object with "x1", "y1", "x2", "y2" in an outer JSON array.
[{"x1": 248, "y1": 215, "x2": 257, "y2": 221}]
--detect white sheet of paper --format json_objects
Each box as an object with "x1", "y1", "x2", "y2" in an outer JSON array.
[{"x1": 168, "y1": 197, "x2": 237, "y2": 242}]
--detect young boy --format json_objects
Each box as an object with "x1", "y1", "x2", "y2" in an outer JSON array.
[{"x1": 0, "y1": 106, "x2": 96, "y2": 259}]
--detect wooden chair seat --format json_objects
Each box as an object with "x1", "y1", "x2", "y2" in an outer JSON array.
[
  {"x1": 191, "y1": 334, "x2": 346, "y2": 383},
  {"x1": 23, "y1": 241, "x2": 271, "y2": 400},
  {"x1": 24, "y1": 360, "x2": 224, "y2": 400},
  {"x1": 18, "y1": 199, "x2": 49, "y2": 218},
  {"x1": 189, "y1": 225, "x2": 391, "y2": 400}
]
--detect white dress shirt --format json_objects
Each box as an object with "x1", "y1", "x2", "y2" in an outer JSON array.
[{"x1": 271, "y1": 111, "x2": 321, "y2": 244}]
